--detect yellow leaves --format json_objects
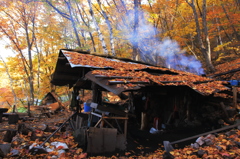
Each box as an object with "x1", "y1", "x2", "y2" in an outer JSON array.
[
  {"x1": 214, "y1": 42, "x2": 231, "y2": 52},
  {"x1": 170, "y1": 151, "x2": 180, "y2": 156}
]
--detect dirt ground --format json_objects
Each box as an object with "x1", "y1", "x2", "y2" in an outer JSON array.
[
  {"x1": 88, "y1": 118, "x2": 214, "y2": 158},
  {"x1": 0, "y1": 110, "x2": 237, "y2": 158}
]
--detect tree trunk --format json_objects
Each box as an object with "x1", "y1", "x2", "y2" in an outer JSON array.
[
  {"x1": 34, "y1": 42, "x2": 42, "y2": 105},
  {"x1": 87, "y1": 0, "x2": 108, "y2": 55},
  {"x1": 96, "y1": 0, "x2": 115, "y2": 56},
  {"x1": 75, "y1": 2, "x2": 96, "y2": 52},
  {"x1": 186, "y1": 0, "x2": 215, "y2": 73},
  {"x1": 65, "y1": 0, "x2": 82, "y2": 48},
  {"x1": 24, "y1": 15, "x2": 35, "y2": 106},
  {"x1": 202, "y1": 0, "x2": 212, "y2": 70},
  {"x1": 132, "y1": 0, "x2": 140, "y2": 61},
  {"x1": 221, "y1": 3, "x2": 240, "y2": 41}
]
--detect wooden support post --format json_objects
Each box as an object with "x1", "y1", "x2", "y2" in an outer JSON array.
[
  {"x1": 233, "y1": 86, "x2": 237, "y2": 109},
  {"x1": 100, "y1": 112, "x2": 105, "y2": 128},
  {"x1": 124, "y1": 110, "x2": 128, "y2": 140},
  {"x1": 75, "y1": 115, "x2": 79, "y2": 129},
  {"x1": 94, "y1": 118, "x2": 102, "y2": 127},
  {"x1": 102, "y1": 118, "x2": 115, "y2": 128}
]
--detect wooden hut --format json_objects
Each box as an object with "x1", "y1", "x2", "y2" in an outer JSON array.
[
  {"x1": 51, "y1": 49, "x2": 233, "y2": 153},
  {"x1": 40, "y1": 92, "x2": 64, "y2": 112}
]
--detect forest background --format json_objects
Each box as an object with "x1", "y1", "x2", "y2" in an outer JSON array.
[{"x1": 0, "y1": 0, "x2": 239, "y2": 112}]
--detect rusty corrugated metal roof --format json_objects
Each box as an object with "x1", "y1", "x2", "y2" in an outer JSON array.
[{"x1": 52, "y1": 49, "x2": 230, "y2": 96}]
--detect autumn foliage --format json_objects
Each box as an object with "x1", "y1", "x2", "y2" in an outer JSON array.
[{"x1": 0, "y1": 0, "x2": 239, "y2": 108}]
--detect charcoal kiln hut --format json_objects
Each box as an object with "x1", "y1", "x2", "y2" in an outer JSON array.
[{"x1": 51, "y1": 49, "x2": 231, "y2": 153}]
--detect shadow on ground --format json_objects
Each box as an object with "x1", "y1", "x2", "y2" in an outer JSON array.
[{"x1": 88, "y1": 122, "x2": 210, "y2": 158}]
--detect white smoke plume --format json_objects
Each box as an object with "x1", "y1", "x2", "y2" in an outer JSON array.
[{"x1": 118, "y1": 9, "x2": 204, "y2": 75}]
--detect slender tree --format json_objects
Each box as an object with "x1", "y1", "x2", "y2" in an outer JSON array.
[
  {"x1": 0, "y1": 56, "x2": 18, "y2": 111},
  {"x1": 96, "y1": 0, "x2": 115, "y2": 56},
  {"x1": 0, "y1": 0, "x2": 38, "y2": 106},
  {"x1": 186, "y1": 0, "x2": 215, "y2": 72},
  {"x1": 87, "y1": 0, "x2": 108, "y2": 55}
]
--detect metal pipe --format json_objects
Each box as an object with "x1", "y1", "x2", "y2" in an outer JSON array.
[{"x1": 30, "y1": 112, "x2": 77, "y2": 155}]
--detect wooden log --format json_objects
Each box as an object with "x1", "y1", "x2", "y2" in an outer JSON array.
[{"x1": 233, "y1": 86, "x2": 238, "y2": 109}]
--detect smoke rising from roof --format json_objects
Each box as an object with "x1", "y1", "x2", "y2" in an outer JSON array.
[{"x1": 119, "y1": 9, "x2": 204, "y2": 75}]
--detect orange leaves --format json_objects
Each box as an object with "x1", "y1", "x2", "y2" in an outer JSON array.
[
  {"x1": 91, "y1": 67, "x2": 227, "y2": 95},
  {"x1": 65, "y1": 51, "x2": 147, "y2": 71},
  {"x1": 136, "y1": 130, "x2": 240, "y2": 159}
]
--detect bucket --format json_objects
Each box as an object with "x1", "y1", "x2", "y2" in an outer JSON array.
[
  {"x1": 230, "y1": 80, "x2": 238, "y2": 86},
  {"x1": 84, "y1": 102, "x2": 91, "y2": 112}
]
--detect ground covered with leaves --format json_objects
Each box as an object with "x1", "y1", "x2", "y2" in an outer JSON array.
[{"x1": 1, "y1": 111, "x2": 240, "y2": 159}]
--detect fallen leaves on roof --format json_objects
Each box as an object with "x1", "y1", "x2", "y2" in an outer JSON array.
[
  {"x1": 210, "y1": 58, "x2": 240, "y2": 80},
  {"x1": 189, "y1": 81, "x2": 229, "y2": 95},
  {"x1": 92, "y1": 70, "x2": 229, "y2": 95},
  {"x1": 214, "y1": 92, "x2": 233, "y2": 98},
  {"x1": 64, "y1": 51, "x2": 147, "y2": 70},
  {"x1": 63, "y1": 51, "x2": 230, "y2": 96},
  {"x1": 214, "y1": 58, "x2": 240, "y2": 74}
]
